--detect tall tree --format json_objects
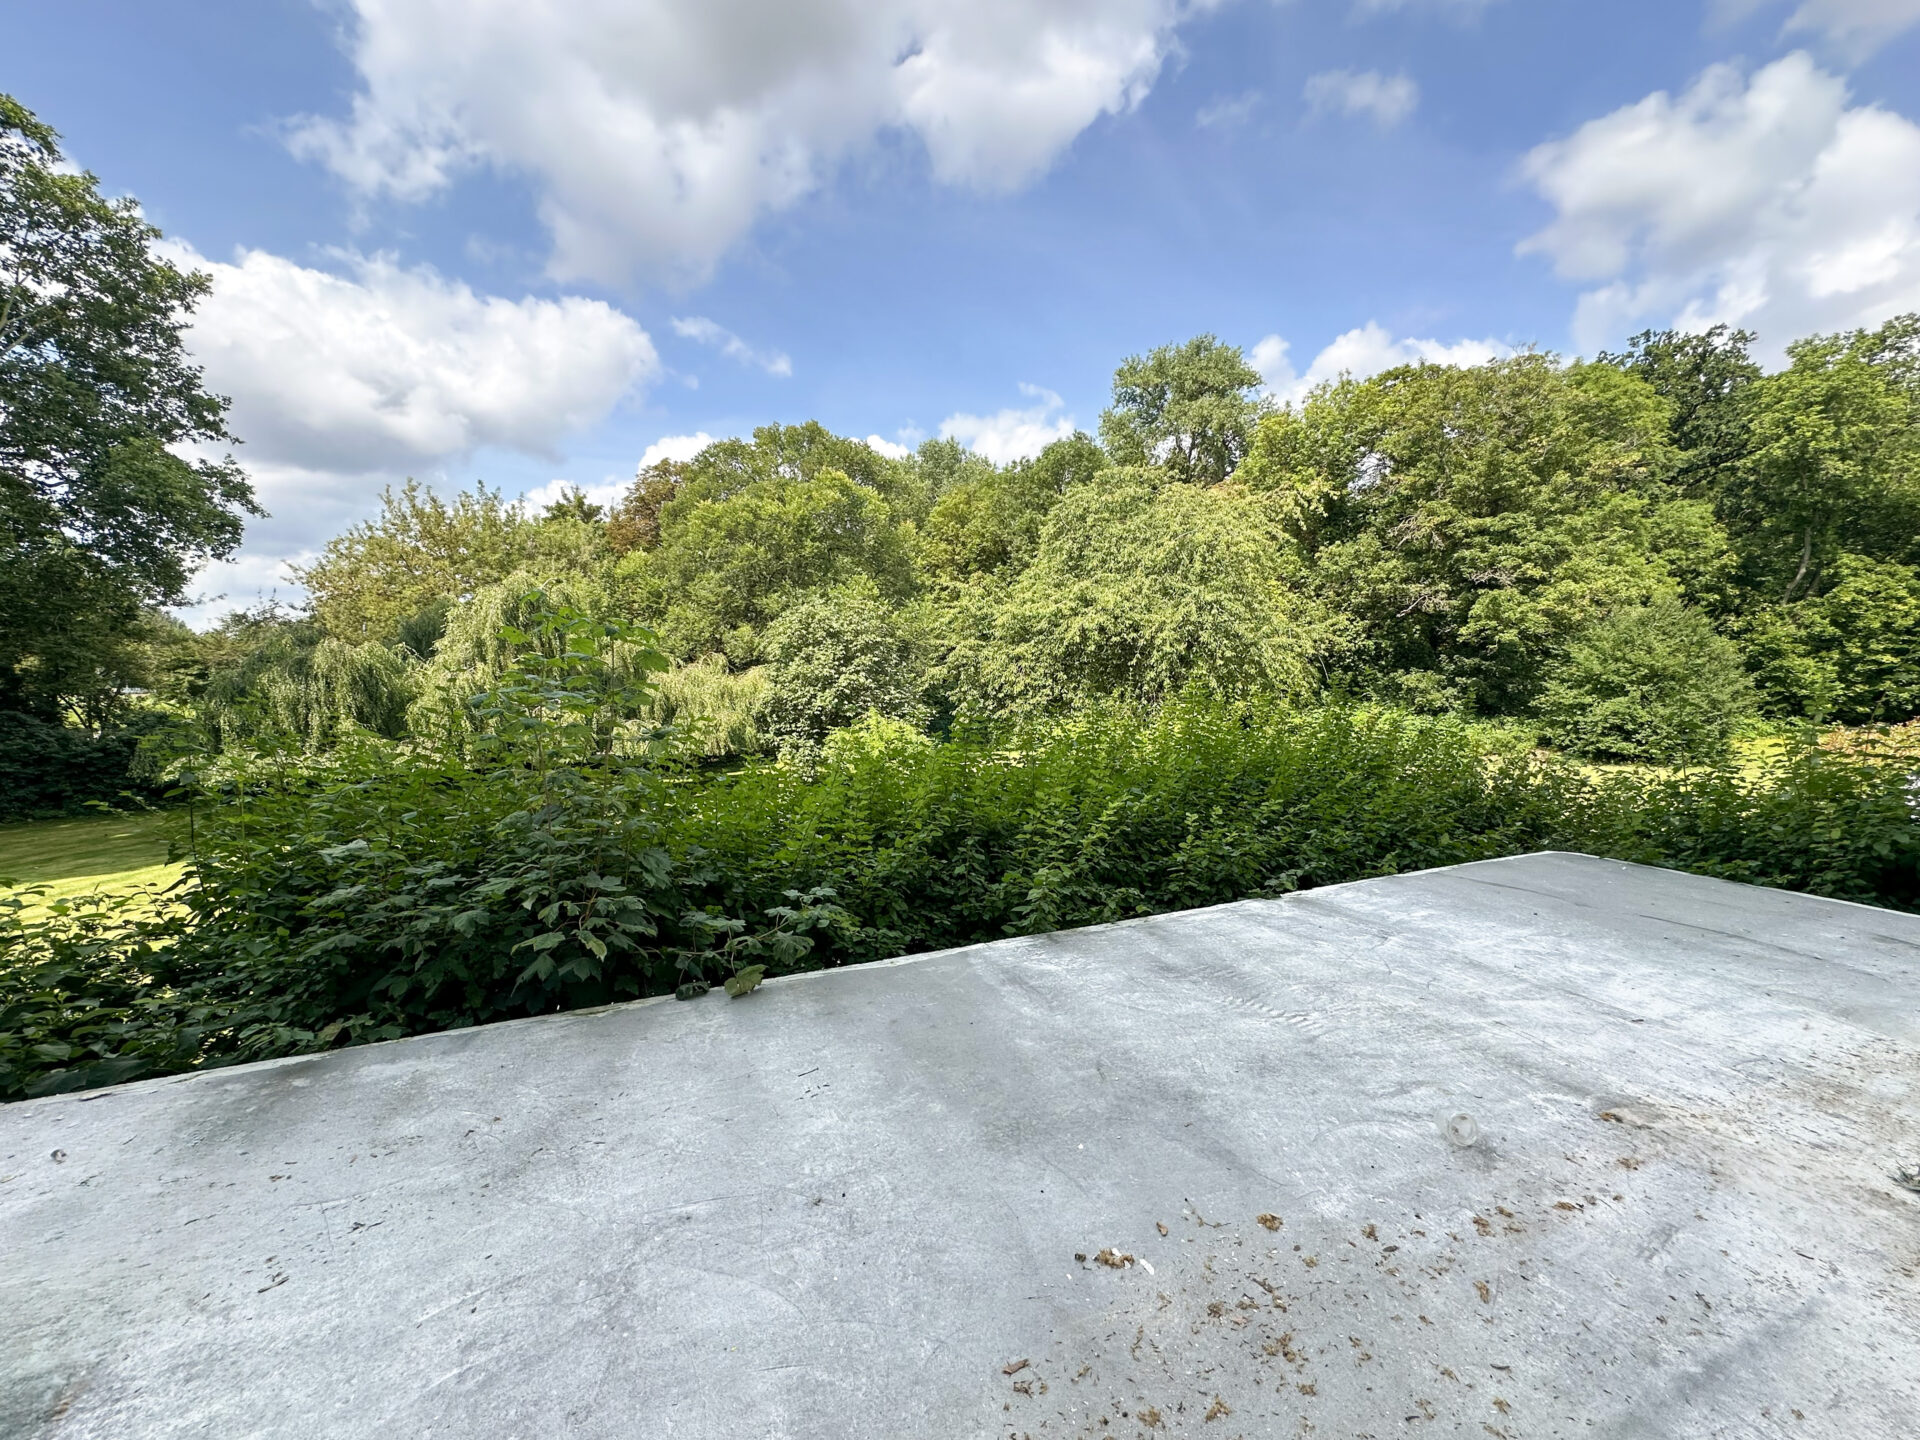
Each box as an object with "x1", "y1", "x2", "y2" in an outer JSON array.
[
  {"x1": 1602, "y1": 325, "x2": 1761, "y2": 496},
  {"x1": 1099, "y1": 335, "x2": 1268, "y2": 485},
  {"x1": 1238, "y1": 354, "x2": 1711, "y2": 714},
  {"x1": 0, "y1": 94, "x2": 255, "y2": 718},
  {"x1": 292, "y1": 481, "x2": 601, "y2": 641},
  {"x1": 1729, "y1": 320, "x2": 1920, "y2": 603}
]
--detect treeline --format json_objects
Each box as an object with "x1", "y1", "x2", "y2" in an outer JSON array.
[{"x1": 91, "y1": 319, "x2": 1919, "y2": 792}]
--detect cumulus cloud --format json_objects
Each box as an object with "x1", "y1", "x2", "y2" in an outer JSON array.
[
  {"x1": 1252, "y1": 324, "x2": 1509, "y2": 406},
  {"x1": 940, "y1": 384, "x2": 1077, "y2": 464},
  {"x1": 1304, "y1": 70, "x2": 1419, "y2": 128},
  {"x1": 287, "y1": 0, "x2": 1225, "y2": 285},
  {"x1": 671, "y1": 316, "x2": 793, "y2": 376},
  {"x1": 638, "y1": 432, "x2": 721, "y2": 469},
  {"x1": 177, "y1": 246, "x2": 659, "y2": 473},
  {"x1": 864, "y1": 434, "x2": 914, "y2": 460},
  {"x1": 163, "y1": 244, "x2": 658, "y2": 620},
  {"x1": 1786, "y1": 0, "x2": 1920, "y2": 54},
  {"x1": 1517, "y1": 53, "x2": 1920, "y2": 355}
]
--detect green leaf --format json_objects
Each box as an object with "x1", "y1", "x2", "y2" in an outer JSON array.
[
  {"x1": 674, "y1": 980, "x2": 711, "y2": 1001},
  {"x1": 724, "y1": 965, "x2": 768, "y2": 998}
]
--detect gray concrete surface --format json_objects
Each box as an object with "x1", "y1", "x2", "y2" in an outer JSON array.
[{"x1": 3, "y1": 852, "x2": 1918, "y2": 1440}]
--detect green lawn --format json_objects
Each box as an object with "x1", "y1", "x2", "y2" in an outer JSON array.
[{"x1": 0, "y1": 810, "x2": 188, "y2": 914}]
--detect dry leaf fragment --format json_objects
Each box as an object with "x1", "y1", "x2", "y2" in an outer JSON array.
[
  {"x1": 1256, "y1": 1213, "x2": 1283, "y2": 1231},
  {"x1": 1003, "y1": 1359, "x2": 1030, "y2": 1376},
  {"x1": 1094, "y1": 1247, "x2": 1135, "y2": 1268},
  {"x1": 1156, "y1": 1221, "x2": 1169, "y2": 1236},
  {"x1": 1204, "y1": 1396, "x2": 1231, "y2": 1421}
]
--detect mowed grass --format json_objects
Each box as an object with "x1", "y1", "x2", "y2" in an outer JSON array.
[{"x1": 0, "y1": 810, "x2": 187, "y2": 916}]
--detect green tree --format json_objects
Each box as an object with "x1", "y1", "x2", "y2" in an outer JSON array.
[
  {"x1": 1239, "y1": 355, "x2": 1708, "y2": 714},
  {"x1": 614, "y1": 468, "x2": 914, "y2": 662},
  {"x1": 293, "y1": 481, "x2": 600, "y2": 641},
  {"x1": 758, "y1": 585, "x2": 928, "y2": 757},
  {"x1": 946, "y1": 470, "x2": 1331, "y2": 718},
  {"x1": 0, "y1": 94, "x2": 255, "y2": 717},
  {"x1": 1725, "y1": 319, "x2": 1920, "y2": 603},
  {"x1": 1099, "y1": 335, "x2": 1267, "y2": 484},
  {"x1": 917, "y1": 433, "x2": 1105, "y2": 579},
  {"x1": 1772, "y1": 555, "x2": 1920, "y2": 723},
  {"x1": 605, "y1": 457, "x2": 687, "y2": 555},
  {"x1": 1535, "y1": 599, "x2": 1755, "y2": 763},
  {"x1": 1602, "y1": 325, "x2": 1761, "y2": 498},
  {"x1": 666, "y1": 422, "x2": 926, "y2": 523}
]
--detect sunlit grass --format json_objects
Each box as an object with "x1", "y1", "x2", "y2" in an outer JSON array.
[{"x1": 0, "y1": 810, "x2": 188, "y2": 919}]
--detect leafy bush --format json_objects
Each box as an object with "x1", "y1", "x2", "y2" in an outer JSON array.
[
  {"x1": 1536, "y1": 600, "x2": 1755, "y2": 762},
  {"x1": 7, "y1": 660, "x2": 1916, "y2": 1102},
  {"x1": 0, "y1": 882, "x2": 262, "y2": 1100},
  {"x1": 1594, "y1": 740, "x2": 1920, "y2": 909},
  {"x1": 668, "y1": 701, "x2": 1575, "y2": 962},
  {"x1": 0, "y1": 710, "x2": 171, "y2": 819},
  {"x1": 758, "y1": 586, "x2": 928, "y2": 757}
]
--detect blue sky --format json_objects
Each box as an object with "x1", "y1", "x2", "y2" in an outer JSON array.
[{"x1": 12, "y1": 0, "x2": 1920, "y2": 618}]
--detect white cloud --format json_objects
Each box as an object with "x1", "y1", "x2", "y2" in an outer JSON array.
[
  {"x1": 162, "y1": 244, "x2": 657, "y2": 622},
  {"x1": 939, "y1": 384, "x2": 1077, "y2": 464},
  {"x1": 1518, "y1": 53, "x2": 1920, "y2": 356},
  {"x1": 864, "y1": 434, "x2": 914, "y2": 460},
  {"x1": 515, "y1": 476, "x2": 632, "y2": 514},
  {"x1": 1304, "y1": 70, "x2": 1419, "y2": 128},
  {"x1": 287, "y1": 0, "x2": 1226, "y2": 285},
  {"x1": 671, "y1": 316, "x2": 793, "y2": 377},
  {"x1": 177, "y1": 246, "x2": 659, "y2": 473},
  {"x1": 639, "y1": 432, "x2": 720, "y2": 469},
  {"x1": 1197, "y1": 91, "x2": 1262, "y2": 130},
  {"x1": 1717, "y1": 0, "x2": 1920, "y2": 60},
  {"x1": 1786, "y1": 0, "x2": 1920, "y2": 54},
  {"x1": 1252, "y1": 324, "x2": 1509, "y2": 406}
]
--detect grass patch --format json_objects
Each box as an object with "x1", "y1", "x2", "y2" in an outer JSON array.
[{"x1": 0, "y1": 810, "x2": 186, "y2": 915}]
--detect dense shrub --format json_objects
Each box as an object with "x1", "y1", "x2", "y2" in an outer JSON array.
[
  {"x1": 0, "y1": 711, "x2": 171, "y2": 819},
  {"x1": 1535, "y1": 600, "x2": 1755, "y2": 762},
  {"x1": 0, "y1": 884, "x2": 257, "y2": 1100},
  {"x1": 758, "y1": 586, "x2": 928, "y2": 757},
  {"x1": 6, "y1": 685, "x2": 1917, "y2": 1101}
]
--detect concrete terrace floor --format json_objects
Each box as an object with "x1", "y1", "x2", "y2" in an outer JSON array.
[{"x1": 2, "y1": 853, "x2": 1917, "y2": 1439}]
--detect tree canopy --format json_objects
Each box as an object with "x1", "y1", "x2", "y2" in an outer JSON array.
[{"x1": 0, "y1": 94, "x2": 255, "y2": 720}]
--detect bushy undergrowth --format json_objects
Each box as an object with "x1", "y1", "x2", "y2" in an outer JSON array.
[
  {"x1": 0, "y1": 710, "x2": 172, "y2": 819},
  {"x1": 5, "y1": 667, "x2": 1917, "y2": 1102}
]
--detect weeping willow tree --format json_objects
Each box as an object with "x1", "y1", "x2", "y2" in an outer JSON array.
[
  {"x1": 646, "y1": 654, "x2": 770, "y2": 759},
  {"x1": 198, "y1": 632, "x2": 418, "y2": 751},
  {"x1": 408, "y1": 573, "x2": 669, "y2": 750}
]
